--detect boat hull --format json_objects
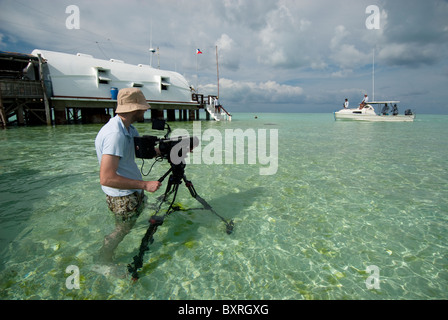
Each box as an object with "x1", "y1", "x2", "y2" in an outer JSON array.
[
  {"x1": 334, "y1": 106, "x2": 415, "y2": 122},
  {"x1": 334, "y1": 113, "x2": 415, "y2": 122}
]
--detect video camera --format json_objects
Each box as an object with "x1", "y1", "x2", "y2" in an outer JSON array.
[{"x1": 134, "y1": 119, "x2": 199, "y2": 164}]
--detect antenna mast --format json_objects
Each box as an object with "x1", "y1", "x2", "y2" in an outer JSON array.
[
  {"x1": 372, "y1": 48, "x2": 375, "y2": 101},
  {"x1": 216, "y1": 45, "x2": 220, "y2": 97},
  {"x1": 149, "y1": 22, "x2": 156, "y2": 67}
]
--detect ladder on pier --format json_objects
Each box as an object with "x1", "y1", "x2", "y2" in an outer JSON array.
[{"x1": 205, "y1": 99, "x2": 231, "y2": 121}]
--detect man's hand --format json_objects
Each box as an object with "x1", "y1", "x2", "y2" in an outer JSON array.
[{"x1": 142, "y1": 180, "x2": 161, "y2": 193}]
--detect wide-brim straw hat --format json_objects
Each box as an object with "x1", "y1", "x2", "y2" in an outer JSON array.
[{"x1": 115, "y1": 88, "x2": 150, "y2": 113}]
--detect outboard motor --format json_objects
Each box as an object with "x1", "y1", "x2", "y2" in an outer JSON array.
[{"x1": 404, "y1": 109, "x2": 413, "y2": 116}]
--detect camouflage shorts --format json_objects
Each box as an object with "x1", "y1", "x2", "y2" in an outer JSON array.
[{"x1": 106, "y1": 191, "x2": 145, "y2": 222}]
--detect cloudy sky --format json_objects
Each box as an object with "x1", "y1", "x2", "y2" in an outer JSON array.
[{"x1": 1, "y1": 0, "x2": 448, "y2": 114}]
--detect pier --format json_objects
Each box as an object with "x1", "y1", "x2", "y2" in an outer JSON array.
[
  {"x1": 0, "y1": 50, "x2": 230, "y2": 128},
  {"x1": 0, "y1": 51, "x2": 50, "y2": 127}
]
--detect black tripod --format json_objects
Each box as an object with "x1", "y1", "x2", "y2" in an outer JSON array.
[{"x1": 127, "y1": 161, "x2": 234, "y2": 280}]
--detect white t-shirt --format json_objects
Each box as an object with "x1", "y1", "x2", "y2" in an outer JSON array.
[{"x1": 95, "y1": 115, "x2": 142, "y2": 196}]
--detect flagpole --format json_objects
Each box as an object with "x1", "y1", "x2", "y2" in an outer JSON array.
[
  {"x1": 195, "y1": 49, "x2": 202, "y2": 92},
  {"x1": 196, "y1": 52, "x2": 198, "y2": 92}
]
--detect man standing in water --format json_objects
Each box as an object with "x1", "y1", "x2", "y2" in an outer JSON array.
[{"x1": 95, "y1": 88, "x2": 161, "y2": 262}]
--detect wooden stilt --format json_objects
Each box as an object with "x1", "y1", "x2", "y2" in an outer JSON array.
[
  {"x1": 17, "y1": 105, "x2": 24, "y2": 125},
  {"x1": 0, "y1": 89, "x2": 6, "y2": 128},
  {"x1": 37, "y1": 54, "x2": 52, "y2": 126},
  {"x1": 167, "y1": 109, "x2": 175, "y2": 121},
  {"x1": 188, "y1": 110, "x2": 196, "y2": 121}
]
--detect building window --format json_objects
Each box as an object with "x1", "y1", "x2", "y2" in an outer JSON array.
[
  {"x1": 161, "y1": 77, "x2": 170, "y2": 91},
  {"x1": 95, "y1": 67, "x2": 111, "y2": 85}
]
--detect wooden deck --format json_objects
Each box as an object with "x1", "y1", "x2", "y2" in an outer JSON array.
[{"x1": 0, "y1": 79, "x2": 49, "y2": 127}]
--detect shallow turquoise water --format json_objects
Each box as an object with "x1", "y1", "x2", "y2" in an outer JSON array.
[{"x1": 0, "y1": 113, "x2": 447, "y2": 299}]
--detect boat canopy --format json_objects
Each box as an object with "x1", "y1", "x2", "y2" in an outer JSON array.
[{"x1": 368, "y1": 101, "x2": 400, "y2": 104}]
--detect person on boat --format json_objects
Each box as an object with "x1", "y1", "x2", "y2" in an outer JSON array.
[
  {"x1": 392, "y1": 104, "x2": 399, "y2": 116},
  {"x1": 344, "y1": 99, "x2": 349, "y2": 109},
  {"x1": 95, "y1": 88, "x2": 161, "y2": 262},
  {"x1": 359, "y1": 94, "x2": 368, "y2": 109}
]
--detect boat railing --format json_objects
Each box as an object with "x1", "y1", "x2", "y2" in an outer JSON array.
[
  {"x1": 192, "y1": 93, "x2": 205, "y2": 107},
  {"x1": 220, "y1": 105, "x2": 231, "y2": 117}
]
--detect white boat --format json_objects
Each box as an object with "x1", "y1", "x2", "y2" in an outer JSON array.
[
  {"x1": 334, "y1": 49, "x2": 416, "y2": 122},
  {"x1": 334, "y1": 101, "x2": 415, "y2": 122}
]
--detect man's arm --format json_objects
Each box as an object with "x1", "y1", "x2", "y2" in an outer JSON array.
[{"x1": 99, "y1": 154, "x2": 161, "y2": 192}]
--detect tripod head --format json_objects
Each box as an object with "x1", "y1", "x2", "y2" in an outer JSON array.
[{"x1": 169, "y1": 161, "x2": 186, "y2": 183}]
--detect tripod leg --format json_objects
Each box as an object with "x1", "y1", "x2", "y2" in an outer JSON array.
[
  {"x1": 162, "y1": 178, "x2": 174, "y2": 202},
  {"x1": 184, "y1": 178, "x2": 234, "y2": 235},
  {"x1": 181, "y1": 174, "x2": 233, "y2": 234},
  {"x1": 196, "y1": 195, "x2": 234, "y2": 235},
  {"x1": 158, "y1": 167, "x2": 172, "y2": 183},
  {"x1": 183, "y1": 175, "x2": 198, "y2": 198},
  {"x1": 128, "y1": 183, "x2": 177, "y2": 280},
  {"x1": 127, "y1": 219, "x2": 161, "y2": 280}
]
